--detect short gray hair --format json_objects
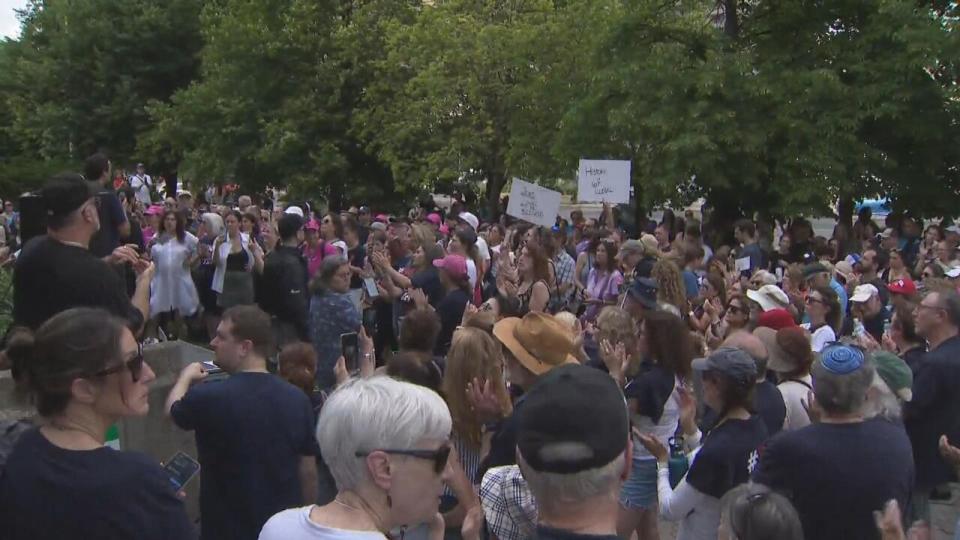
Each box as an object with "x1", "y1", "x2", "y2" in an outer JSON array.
[
  {"x1": 518, "y1": 452, "x2": 624, "y2": 509},
  {"x1": 314, "y1": 255, "x2": 348, "y2": 293},
  {"x1": 811, "y1": 355, "x2": 875, "y2": 416},
  {"x1": 317, "y1": 376, "x2": 452, "y2": 492},
  {"x1": 864, "y1": 372, "x2": 902, "y2": 422},
  {"x1": 201, "y1": 212, "x2": 224, "y2": 237}
]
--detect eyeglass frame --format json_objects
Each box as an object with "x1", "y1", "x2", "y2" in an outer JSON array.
[
  {"x1": 354, "y1": 445, "x2": 451, "y2": 474},
  {"x1": 92, "y1": 342, "x2": 145, "y2": 382}
]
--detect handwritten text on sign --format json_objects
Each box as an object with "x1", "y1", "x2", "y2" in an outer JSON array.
[
  {"x1": 506, "y1": 178, "x2": 561, "y2": 228},
  {"x1": 577, "y1": 159, "x2": 631, "y2": 204}
]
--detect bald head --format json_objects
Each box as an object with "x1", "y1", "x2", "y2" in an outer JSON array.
[{"x1": 722, "y1": 330, "x2": 768, "y2": 380}]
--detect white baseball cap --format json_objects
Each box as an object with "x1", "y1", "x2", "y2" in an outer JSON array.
[
  {"x1": 284, "y1": 205, "x2": 304, "y2": 217},
  {"x1": 458, "y1": 211, "x2": 479, "y2": 231},
  {"x1": 850, "y1": 284, "x2": 879, "y2": 303}
]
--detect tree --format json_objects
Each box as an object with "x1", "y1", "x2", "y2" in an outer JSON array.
[{"x1": 1, "y1": 0, "x2": 204, "y2": 179}]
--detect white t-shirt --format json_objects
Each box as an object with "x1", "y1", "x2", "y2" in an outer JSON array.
[
  {"x1": 259, "y1": 506, "x2": 387, "y2": 540},
  {"x1": 807, "y1": 324, "x2": 836, "y2": 353},
  {"x1": 129, "y1": 174, "x2": 153, "y2": 205},
  {"x1": 466, "y1": 258, "x2": 478, "y2": 290},
  {"x1": 778, "y1": 375, "x2": 813, "y2": 431},
  {"x1": 475, "y1": 236, "x2": 491, "y2": 263}
]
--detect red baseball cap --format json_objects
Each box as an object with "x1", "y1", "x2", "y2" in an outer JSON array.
[
  {"x1": 757, "y1": 308, "x2": 797, "y2": 331},
  {"x1": 433, "y1": 254, "x2": 468, "y2": 280},
  {"x1": 887, "y1": 278, "x2": 917, "y2": 296}
]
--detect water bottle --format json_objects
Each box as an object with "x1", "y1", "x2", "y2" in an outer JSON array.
[
  {"x1": 105, "y1": 425, "x2": 121, "y2": 450},
  {"x1": 853, "y1": 318, "x2": 866, "y2": 339},
  {"x1": 667, "y1": 436, "x2": 689, "y2": 488}
]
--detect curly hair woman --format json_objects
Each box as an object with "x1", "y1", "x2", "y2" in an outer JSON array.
[{"x1": 652, "y1": 259, "x2": 688, "y2": 316}]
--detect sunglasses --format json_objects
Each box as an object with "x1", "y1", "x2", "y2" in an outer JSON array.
[
  {"x1": 93, "y1": 342, "x2": 145, "y2": 382},
  {"x1": 355, "y1": 445, "x2": 451, "y2": 474}
]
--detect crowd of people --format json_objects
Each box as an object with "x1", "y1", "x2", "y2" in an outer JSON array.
[{"x1": 1, "y1": 154, "x2": 960, "y2": 540}]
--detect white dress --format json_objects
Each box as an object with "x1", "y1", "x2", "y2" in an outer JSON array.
[{"x1": 150, "y1": 233, "x2": 200, "y2": 316}]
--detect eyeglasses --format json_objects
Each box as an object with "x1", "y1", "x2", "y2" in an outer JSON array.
[
  {"x1": 355, "y1": 445, "x2": 451, "y2": 474},
  {"x1": 805, "y1": 296, "x2": 824, "y2": 306},
  {"x1": 727, "y1": 305, "x2": 745, "y2": 315},
  {"x1": 93, "y1": 343, "x2": 145, "y2": 382}
]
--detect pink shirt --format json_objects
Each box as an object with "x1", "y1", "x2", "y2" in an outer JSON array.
[{"x1": 304, "y1": 242, "x2": 338, "y2": 279}]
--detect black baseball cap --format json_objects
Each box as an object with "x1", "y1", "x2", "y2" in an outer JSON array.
[
  {"x1": 516, "y1": 364, "x2": 628, "y2": 474},
  {"x1": 802, "y1": 262, "x2": 829, "y2": 280},
  {"x1": 692, "y1": 347, "x2": 757, "y2": 387},
  {"x1": 627, "y1": 277, "x2": 659, "y2": 310},
  {"x1": 41, "y1": 173, "x2": 98, "y2": 219}
]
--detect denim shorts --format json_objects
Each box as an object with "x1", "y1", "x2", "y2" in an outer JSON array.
[{"x1": 620, "y1": 457, "x2": 658, "y2": 510}]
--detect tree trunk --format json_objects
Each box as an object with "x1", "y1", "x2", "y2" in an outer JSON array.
[
  {"x1": 837, "y1": 196, "x2": 854, "y2": 229},
  {"x1": 723, "y1": 0, "x2": 739, "y2": 38},
  {"x1": 485, "y1": 172, "x2": 506, "y2": 222}
]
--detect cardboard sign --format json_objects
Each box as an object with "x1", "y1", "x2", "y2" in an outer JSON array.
[
  {"x1": 506, "y1": 178, "x2": 561, "y2": 228},
  {"x1": 577, "y1": 159, "x2": 631, "y2": 204}
]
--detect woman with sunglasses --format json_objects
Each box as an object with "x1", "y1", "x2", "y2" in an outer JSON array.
[
  {"x1": 705, "y1": 294, "x2": 749, "y2": 350},
  {"x1": 802, "y1": 286, "x2": 840, "y2": 353},
  {"x1": 260, "y1": 376, "x2": 454, "y2": 540},
  {"x1": 0, "y1": 308, "x2": 195, "y2": 539}
]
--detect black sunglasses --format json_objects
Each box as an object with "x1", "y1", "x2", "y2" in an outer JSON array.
[
  {"x1": 355, "y1": 445, "x2": 451, "y2": 474},
  {"x1": 93, "y1": 343, "x2": 145, "y2": 382}
]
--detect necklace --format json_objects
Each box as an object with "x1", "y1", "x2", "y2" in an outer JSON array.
[{"x1": 333, "y1": 497, "x2": 363, "y2": 512}]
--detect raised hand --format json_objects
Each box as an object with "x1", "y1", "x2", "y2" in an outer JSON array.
[{"x1": 466, "y1": 377, "x2": 504, "y2": 424}]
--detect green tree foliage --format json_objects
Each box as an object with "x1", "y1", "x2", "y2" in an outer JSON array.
[{"x1": 0, "y1": 0, "x2": 203, "y2": 188}]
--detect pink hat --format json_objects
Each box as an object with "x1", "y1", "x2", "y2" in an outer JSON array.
[
  {"x1": 439, "y1": 224, "x2": 450, "y2": 235},
  {"x1": 426, "y1": 213, "x2": 442, "y2": 226},
  {"x1": 304, "y1": 219, "x2": 320, "y2": 231},
  {"x1": 374, "y1": 214, "x2": 390, "y2": 223},
  {"x1": 145, "y1": 204, "x2": 164, "y2": 216},
  {"x1": 433, "y1": 254, "x2": 468, "y2": 280}
]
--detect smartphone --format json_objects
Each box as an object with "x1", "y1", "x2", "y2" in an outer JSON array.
[
  {"x1": 163, "y1": 451, "x2": 201, "y2": 491},
  {"x1": 201, "y1": 360, "x2": 223, "y2": 375},
  {"x1": 340, "y1": 332, "x2": 359, "y2": 373},
  {"x1": 363, "y1": 277, "x2": 379, "y2": 299}
]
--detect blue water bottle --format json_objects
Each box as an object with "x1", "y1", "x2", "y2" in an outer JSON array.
[{"x1": 667, "y1": 436, "x2": 689, "y2": 488}]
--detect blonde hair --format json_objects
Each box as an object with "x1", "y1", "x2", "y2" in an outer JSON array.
[
  {"x1": 411, "y1": 224, "x2": 436, "y2": 252},
  {"x1": 442, "y1": 327, "x2": 513, "y2": 449},
  {"x1": 653, "y1": 259, "x2": 687, "y2": 312},
  {"x1": 596, "y1": 307, "x2": 640, "y2": 375}
]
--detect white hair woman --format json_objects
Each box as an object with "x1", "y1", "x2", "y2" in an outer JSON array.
[{"x1": 260, "y1": 376, "x2": 453, "y2": 539}]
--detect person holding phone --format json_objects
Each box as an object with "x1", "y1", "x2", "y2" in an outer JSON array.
[
  {"x1": 309, "y1": 256, "x2": 362, "y2": 390},
  {"x1": 166, "y1": 305, "x2": 319, "y2": 540},
  {"x1": 0, "y1": 308, "x2": 195, "y2": 539}
]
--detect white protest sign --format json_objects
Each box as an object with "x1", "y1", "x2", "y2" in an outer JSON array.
[
  {"x1": 735, "y1": 256, "x2": 751, "y2": 274},
  {"x1": 506, "y1": 178, "x2": 562, "y2": 228},
  {"x1": 577, "y1": 159, "x2": 631, "y2": 204}
]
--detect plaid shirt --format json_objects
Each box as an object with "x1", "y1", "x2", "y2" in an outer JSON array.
[
  {"x1": 553, "y1": 251, "x2": 576, "y2": 307},
  {"x1": 480, "y1": 465, "x2": 538, "y2": 540}
]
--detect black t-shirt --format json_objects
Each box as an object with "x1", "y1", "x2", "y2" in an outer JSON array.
[
  {"x1": 170, "y1": 372, "x2": 319, "y2": 540},
  {"x1": 13, "y1": 236, "x2": 142, "y2": 331},
  {"x1": 753, "y1": 381, "x2": 786, "y2": 437},
  {"x1": 411, "y1": 267, "x2": 445, "y2": 308},
  {"x1": 624, "y1": 362, "x2": 675, "y2": 423},
  {"x1": 88, "y1": 184, "x2": 128, "y2": 258},
  {"x1": 686, "y1": 416, "x2": 768, "y2": 499},
  {"x1": 476, "y1": 391, "x2": 526, "y2": 484},
  {"x1": 0, "y1": 428, "x2": 195, "y2": 540},
  {"x1": 434, "y1": 288, "x2": 470, "y2": 356},
  {"x1": 753, "y1": 418, "x2": 914, "y2": 540}
]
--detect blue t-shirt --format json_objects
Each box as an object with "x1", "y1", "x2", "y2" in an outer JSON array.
[
  {"x1": 0, "y1": 428, "x2": 195, "y2": 540},
  {"x1": 171, "y1": 372, "x2": 319, "y2": 540},
  {"x1": 682, "y1": 270, "x2": 699, "y2": 299}
]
